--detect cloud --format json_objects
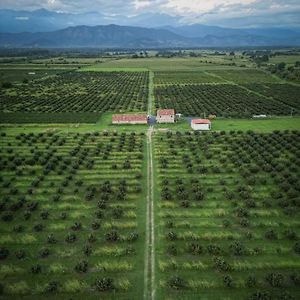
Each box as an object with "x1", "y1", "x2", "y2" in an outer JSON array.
[{"x1": 0, "y1": 0, "x2": 299, "y2": 27}]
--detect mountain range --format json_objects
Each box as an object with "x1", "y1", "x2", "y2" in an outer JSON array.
[{"x1": 0, "y1": 9, "x2": 300, "y2": 48}]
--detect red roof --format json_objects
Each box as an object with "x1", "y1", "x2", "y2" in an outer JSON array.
[
  {"x1": 112, "y1": 114, "x2": 147, "y2": 122},
  {"x1": 192, "y1": 119, "x2": 211, "y2": 124},
  {"x1": 157, "y1": 109, "x2": 175, "y2": 116}
]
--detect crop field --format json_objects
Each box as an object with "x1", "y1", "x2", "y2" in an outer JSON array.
[
  {"x1": 154, "y1": 84, "x2": 292, "y2": 117},
  {"x1": 210, "y1": 69, "x2": 281, "y2": 83},
  {"x1": 97, "y1": 57, "x2": 244, "y2": 71},
  {"x1": 0, "y1": 130, "x2": 146, "y2": 299},
  {"x1": 243, "y1": 84, "x2": 300, "y2": 114},
  {"x1": 154, "y1": 71, "x2": 225, "y2": 85},
  {"x1": 153, "y1": 67, "x2": 300, "y2": 118},
  {"x1": 0, "y1": 71, "x2": 149, "y2": 123},
  {"x1": 153, "y1": 130, "x2": 300, "y2": 300},
  {"x1": 0, "y1": 69, "x2": 71, "y2": 83},
  {"x1": 0, "y1": 54, "x2": 300, "y2": 300}
]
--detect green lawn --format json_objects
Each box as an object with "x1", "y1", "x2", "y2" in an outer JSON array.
[{"x1": 212, "y1": 117, "x2": 300, "y2": 132}]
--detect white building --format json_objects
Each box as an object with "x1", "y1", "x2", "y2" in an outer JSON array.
[
  {"x1": 191, "y1": 119, "x2": 211, "y2": 131},
  {"x1": 156, "y1": 109, "x2": 175, "y2": 123}
]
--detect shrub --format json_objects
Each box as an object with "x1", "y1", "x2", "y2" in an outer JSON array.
[
  {"x1": 75, "y1": 260, "x2": 88, "y2": 273},
  {"x1": 213, "y1": 257, "x2": 233, "y2": 272},
  {"x1": 31, "y1": 264, "x2": 42, "y2": 274},
  {"x1": 246, "y1": 275, "x2": 257, "y2": 287},
  {"x1": 264, "y1": 229, "x2": 277, "y2": 240},
  {"x1": 71, "y1": 222, "x2": 82, "y2": 231},
  {"x1": 112, "y1": 207, "x2": 123, "y2": 219},
  {"x1": 127, "y1": 232, "x2": 139, "y2": 242},
  {"x1": 83, "y1": 245, "x2": 92, "y2": 256},
  {"x1": 47, "y1": 234, "x2": 57, "y2": 244},
  {"x1": 265, "y1": 272, "x2": 284, "y2": 287},
  {"x1": 44, "y1": 281, "x2": 59, "y2": 293},
  {"x1": 65, "y1": 233, "x2": 77, "y2": 243},
  {"x1": 166, "y1": 231, "x2": 177, "y2": 241},
  {"x1": 105, "y1": 230, "x2": 120, "y2": 242},
  {"x1": 0, "y1": 247, "x2": 9, "y2": 260},
  {"x1": 38, "y1": 248, "x2": 50, "y2": 258},
  {"x1": 284, "y1": 229, "x2": 297, "y2": 240},
  {"x1": 93, "y1": 278, "x2": 114, "y2": 292},
  {"x1": 290, "y1": 272, "x2": 300, "y2": 286},
  {"x1": 247, "y1": 291, "x2": 271, "y2": 300},
  {"x1": 15, "y1": 249, "x2": 25, "y2": 259},
  {"x1": 33, "y1": 223, "x2": 44, "y2": 232},
  {"x1": 207, "y1": 244, "x2": 222, "y2": 255},
  {"x1": 223, "y1": 275, "x2": 233, "y2": 287},
  {"x1": 2, "y1": 212, "x2": 13, "y2": 222},
  {"x1": 187, "y1": 243, "x2": 203, "y2": 255},
  {"x1": 167, "y1": 276, "x2": 185, "y2": 290},
  {"x1": 167, "y1": 245, "x2": 178, "y2": 255},
  {"x1": 229, "y1": 241, "x2": 246, "y2": 256}
]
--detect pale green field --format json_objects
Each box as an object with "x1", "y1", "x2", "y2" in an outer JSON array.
[
  {"x1": 269, "y1": 55, "x2": 300, "y2": 65},
  {"x1": 95, "y1": 57, "x2": 247, "y2": 71}
]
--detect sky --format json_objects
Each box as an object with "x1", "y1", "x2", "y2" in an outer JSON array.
[{"x1": 0, "y1": 0, "x2": 300, "y2": 27}]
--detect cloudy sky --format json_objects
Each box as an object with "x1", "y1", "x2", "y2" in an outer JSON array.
[{"x1": 0, "y1": 0, "x2": 300, "y2": 27}]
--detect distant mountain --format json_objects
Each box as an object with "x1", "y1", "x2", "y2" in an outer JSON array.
[
  {"x1": 162, "y1": 24, "x2": 244, "y2": 38},
  {"x1": 0, "y1": 9, "x2": 181, "y2": 33},
  {"x1": 0, "y1": 24, "x2": 300, "y2": 48},
  {"x1": 0, "y1": 24, "x2": 190, "y2": 48},
  {"x1": 164, "y1": 24, "x2": 300, "y2": 42}
]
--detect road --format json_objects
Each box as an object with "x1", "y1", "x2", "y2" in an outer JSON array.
[{"x1": 144, "y1": 69, "x2": 155, "y2": 300}]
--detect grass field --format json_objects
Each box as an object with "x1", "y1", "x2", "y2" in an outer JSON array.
[{"x1": 96, "y1": 57, "x2": 247, "y2": 71}]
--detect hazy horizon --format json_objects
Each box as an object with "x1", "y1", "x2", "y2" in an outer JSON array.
[{"x1": 0, "y1": 0, "x2": 300, "y2": 28}]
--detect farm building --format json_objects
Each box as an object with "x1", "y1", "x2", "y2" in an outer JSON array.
[
  {"x1": 112, "y1": 114, "x2": 148, "y2": 124},
  {"x1": 191, "y1": 119, "x2": 211, "y2": 131},
  {"x1": 156, "y1": 109, "x2": 175, "y2": 123}
]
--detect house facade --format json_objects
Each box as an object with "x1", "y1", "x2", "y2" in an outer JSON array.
[
  {"x1": 156, "y1": 109, "x2": 175, "y2": 123},
  {"x1": 112, "y1": 114, "x2": 148, "y2": 124},
  {"x1": 191, "y1": 119, "x2": 211, "y2": 130}
]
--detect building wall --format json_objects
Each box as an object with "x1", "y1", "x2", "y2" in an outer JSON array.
[
  {"x1": 191, "y1": 123, "x2": 211, "y2": 130},
  {"x1": 112, "y1": 120, "x2": 147, "y2": 124},
  {"x1": 156, "y1": 115, "x2": 175, "y2": 123}
]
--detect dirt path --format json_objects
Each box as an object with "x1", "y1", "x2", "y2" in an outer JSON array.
[
  {"x1": 144, "y1": 69, "x2": 155, "y2": 300},
  {"x1": 144, "y1": 125, "x2": 155, "y2": 300},
  {"x1": 148, "y1": 71, "x2": 154, "y2": 115}
]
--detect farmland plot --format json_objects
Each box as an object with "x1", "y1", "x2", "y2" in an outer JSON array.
[
  {"x1": 154, "y1": 84, "x2": 292, "y2": 117},
  {"x1": 210, "y1": 69, "x2": 281, "y2": 84},
  {"x1": 0, "y1": 130, "x2": 146, "y2": 299},
  {"x1": 243, "y1": 84, "x2": 300, "y2": 114},
  {"x1": 154, "y1": 71, "x2": 225, "y2": 85},
  {"x1": 153, "y1": 130, "x2": 300, "y2": 300},
  {"x1": 0, "y1": 71, "x2": 149, "y2": 118}
]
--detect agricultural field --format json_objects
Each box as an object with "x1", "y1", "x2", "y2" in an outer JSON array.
[
  {"x1": 154, "y1": 84, "x2": 292, "y2": 117},
  {"x1": 0, "y1": 71, "x2": 149, "y2": 123},
  {"x1": 0, "y1": 69, "x2": 71, "y2": 83},
  {"x1": 97, "y1": 57, "x2": 245, "y2": 71},
  {"x1": 154, "y1": 71, "x2": 225, "y2": 85},
  {"x1": 210, "y1": 69, "x2": 281, "y2": 84},
  {"x1": 0, "y1": 130, "x2": 147, "y2": 299},
  {"x1": 0, "y1": 54, "x2": 300, "y2": 300},
  {"x1": 153, "y1": 130, "x2": 300, "y2": 300},
  {"x1": 243, "y1": 84, "x2": 300, "y2": 114},
  {"x1": 153, "y1": 67, "x2": 300, "y2": 118}
]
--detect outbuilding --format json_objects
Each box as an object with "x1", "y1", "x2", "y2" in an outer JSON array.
[
  {"x1": 156, "y1": 109, "x2": 175, "y2": 123},
  {"x1": 112, "y1": 114, "x2": 148, "y2": 124},
  {"x1": 191, "y1": 119, "x2": 211, "y2": 131}
]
